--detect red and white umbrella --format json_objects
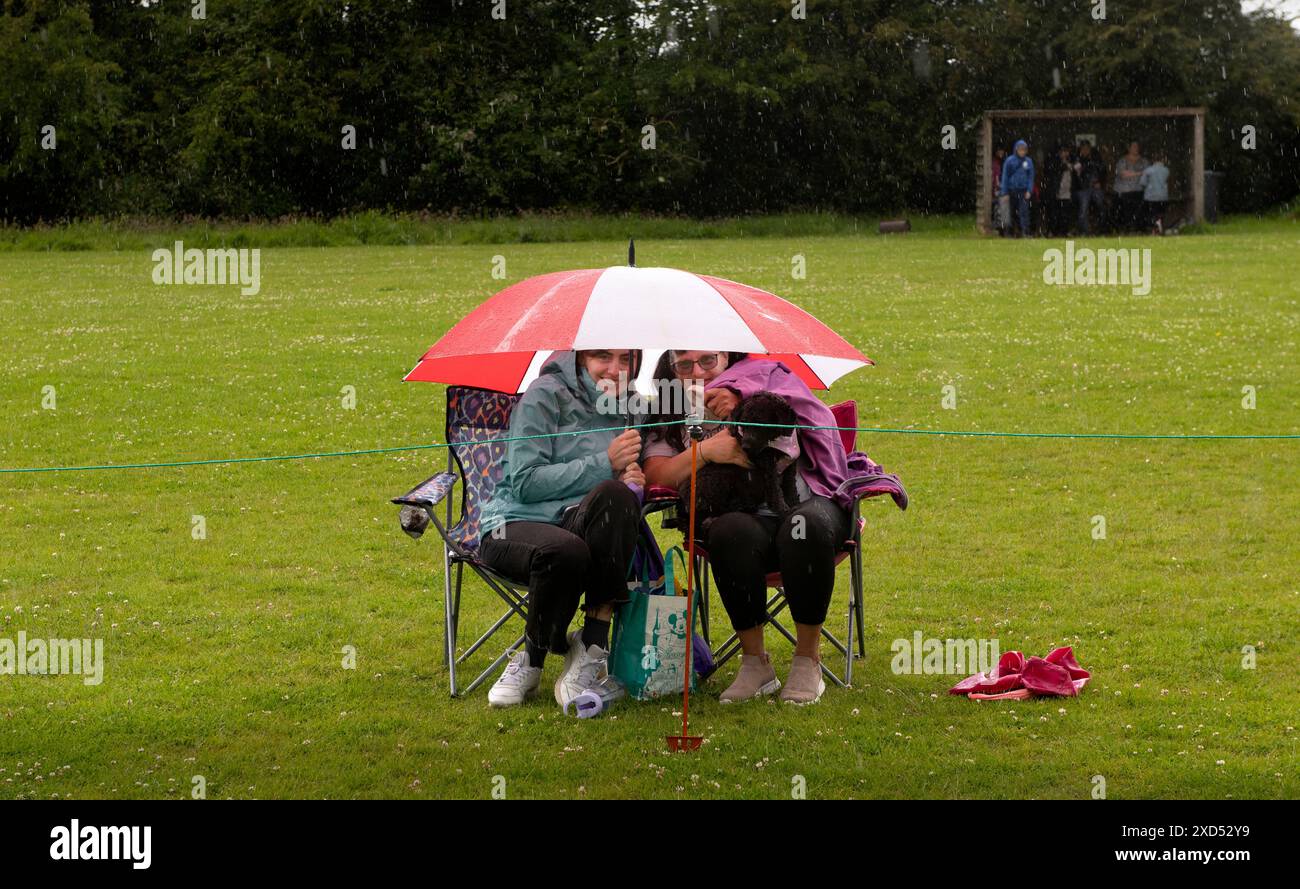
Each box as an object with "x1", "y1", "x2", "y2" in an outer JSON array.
[{"x1": 404, "y1": 264, "x2": 873, "y2": 393}]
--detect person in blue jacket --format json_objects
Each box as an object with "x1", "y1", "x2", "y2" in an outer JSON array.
[{"x1": 999, "y1": 139, "x2": 1035, "y2": 238}]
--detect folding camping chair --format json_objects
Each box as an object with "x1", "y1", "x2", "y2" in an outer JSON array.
[
  {"x1": 391, "y1": 385, "x2": 527, "y2": 697},
  {"x1": 642, "y1": 401, "x2": 899, "y2": 688}
]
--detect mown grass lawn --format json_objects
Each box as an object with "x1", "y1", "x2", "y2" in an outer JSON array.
[{"x1": 1, "y1": 217, "x2": 1296, "y2": 799}]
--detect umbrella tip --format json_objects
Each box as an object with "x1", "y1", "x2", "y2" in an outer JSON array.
[{"x1": 628, "y1": 238, "x2": 635, "y2": 267}]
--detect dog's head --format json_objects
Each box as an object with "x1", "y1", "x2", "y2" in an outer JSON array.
[{"x1": 731, "y1": 392, "x2": 797, "y2": 456}]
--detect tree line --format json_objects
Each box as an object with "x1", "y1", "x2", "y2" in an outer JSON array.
[{"x1": 2, "y1": 0, "x2": 1298, "y2": 223}]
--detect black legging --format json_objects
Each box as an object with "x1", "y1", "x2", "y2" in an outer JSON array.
[
  {"x1": 703, "y1": 495, "x2": 851, "y2": 632},
  {"x1": 479, "y1": 480, "x2": 641, "y2": 653}
]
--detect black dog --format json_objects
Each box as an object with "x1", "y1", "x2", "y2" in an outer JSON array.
[{"x1": 691, "y1": 392, "x2": 800, "y2": 530}]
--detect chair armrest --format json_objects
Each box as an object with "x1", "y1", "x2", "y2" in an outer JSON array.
[
  {"x1": 843, "y1": 453, "x2": 907, "y2": 510},
  {"x1": 642, "y1": 484, "x2": 683, "y2": 528},
  {"x1": 392, "y1": 471, "x2": 458, "y2": 509},
  {"x1": 645, "y1": 484, "x2": 681, "y2": 503},
  {"x1": 392, "y1": 471, "x2": 457, "y2": 539},
  {"x1": 837, "y1": 473, "x2": 908, "y2": 511}
]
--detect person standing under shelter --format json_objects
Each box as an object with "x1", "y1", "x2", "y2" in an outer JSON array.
[
  {"x1": 1045, "y1": 144, "x2": 1077, "y2": 236},
  {"x1": 1139, "y1": 153, "x2": 1171, "y2": 234},
  {"x1": 999, "y1": 139, "x2": 1035, "y2": 238},
  {"x1": 1112, "y1": 141, "x2": 1150, "y2": 232},
  {"x1": 1073, "y1": 141, "x2": 1105, "y2": 235}
]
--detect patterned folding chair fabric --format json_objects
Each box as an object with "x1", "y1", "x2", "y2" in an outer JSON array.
[
  {"x1": 389, "y1": 385, "x2": 527, "y2": 697},
  {"x1": 443, "y1": 386, "x2": 520, "y2": 554}
]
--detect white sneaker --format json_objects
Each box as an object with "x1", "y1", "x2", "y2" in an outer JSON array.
[
  {"x1": 487, "y1": 649, "x2": 542, "y2": 708},
  {"x1": 554, "y1": 629, "x2": 609, "y2": 713}
]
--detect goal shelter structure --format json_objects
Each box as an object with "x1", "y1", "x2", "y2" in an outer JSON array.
[{"x1": 977, "y1": 107, "x2": 1207, "y2": 233}]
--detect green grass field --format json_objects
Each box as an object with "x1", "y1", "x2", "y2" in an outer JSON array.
[{"x1": 1, "y1": 217, "x2": 1296, "y2": 799}]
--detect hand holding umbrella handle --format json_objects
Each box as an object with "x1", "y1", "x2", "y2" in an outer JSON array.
[
  {"x1": 684, "y1": 383, "x2": 706, "y2": 442},
  {"x1": 621, "y1": 415, "x2": 644, "y2": 502}
]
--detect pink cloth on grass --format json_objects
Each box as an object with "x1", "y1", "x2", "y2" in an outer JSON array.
[{"x1": 949, "y1": 646, "x2": 1090, "y2": 700}]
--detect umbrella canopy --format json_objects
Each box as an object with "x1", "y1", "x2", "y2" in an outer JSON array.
[{"x1": 404, "y1": 265, "x2": 873, "y2": 393}]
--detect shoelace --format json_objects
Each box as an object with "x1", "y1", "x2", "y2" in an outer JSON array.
[{"x1": 500, "y1": 651, "x2": 528, "y2": 682}]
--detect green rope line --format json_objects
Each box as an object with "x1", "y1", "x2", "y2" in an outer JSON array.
[
  {"x1": 0, "y1": 419, "x2": 681, "y2": 475},
  {"x1": 729, "y1": 420, "x2": 1300, "y2": 441},
  {"x1": 1, "y1": 418, "x2": 1294, "y2": 475}
]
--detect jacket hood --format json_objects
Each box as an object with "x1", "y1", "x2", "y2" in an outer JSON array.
[
  {"x1": 539, "y1": 350, "x2": 601, "y2": 405},
  {"x1": 1014, "y1": 139, "x2": 1029, "y2": 151}
]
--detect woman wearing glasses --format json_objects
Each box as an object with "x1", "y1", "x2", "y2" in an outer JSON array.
[
  {"x1": 642, "y1": 350, "x2": 854, "y2": 705},
  {"x1": 480, "y1": 349, "x2": 645, "y2": 712}
]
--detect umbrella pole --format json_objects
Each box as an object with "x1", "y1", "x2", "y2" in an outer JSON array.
[{"x1": 668, "y1": 438, "x2": 704, "y2": 752}]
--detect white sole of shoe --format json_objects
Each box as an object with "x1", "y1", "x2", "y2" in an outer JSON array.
[
  {"x1": 720, "y1": 676, "x2": 781, "y2": 704},
  {"x1": 781, "y1": 678, "x2": 827, "y2": 706},
  {"x1": 488, "y1": 685, "x2": 538, "y2": 708}
]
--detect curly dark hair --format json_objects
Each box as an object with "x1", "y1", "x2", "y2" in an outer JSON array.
[{"x1": 647, "y1": 350, "x2": 751, "y2": 453}]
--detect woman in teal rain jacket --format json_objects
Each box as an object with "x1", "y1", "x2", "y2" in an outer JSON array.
[{"x1": 479, "y1": 349, "x2": 644, "y2": 712}]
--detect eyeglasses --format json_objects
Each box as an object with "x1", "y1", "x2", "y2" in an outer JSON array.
[{"x1": 673, "y1": 353, "x2": 719, "y2": 375}]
